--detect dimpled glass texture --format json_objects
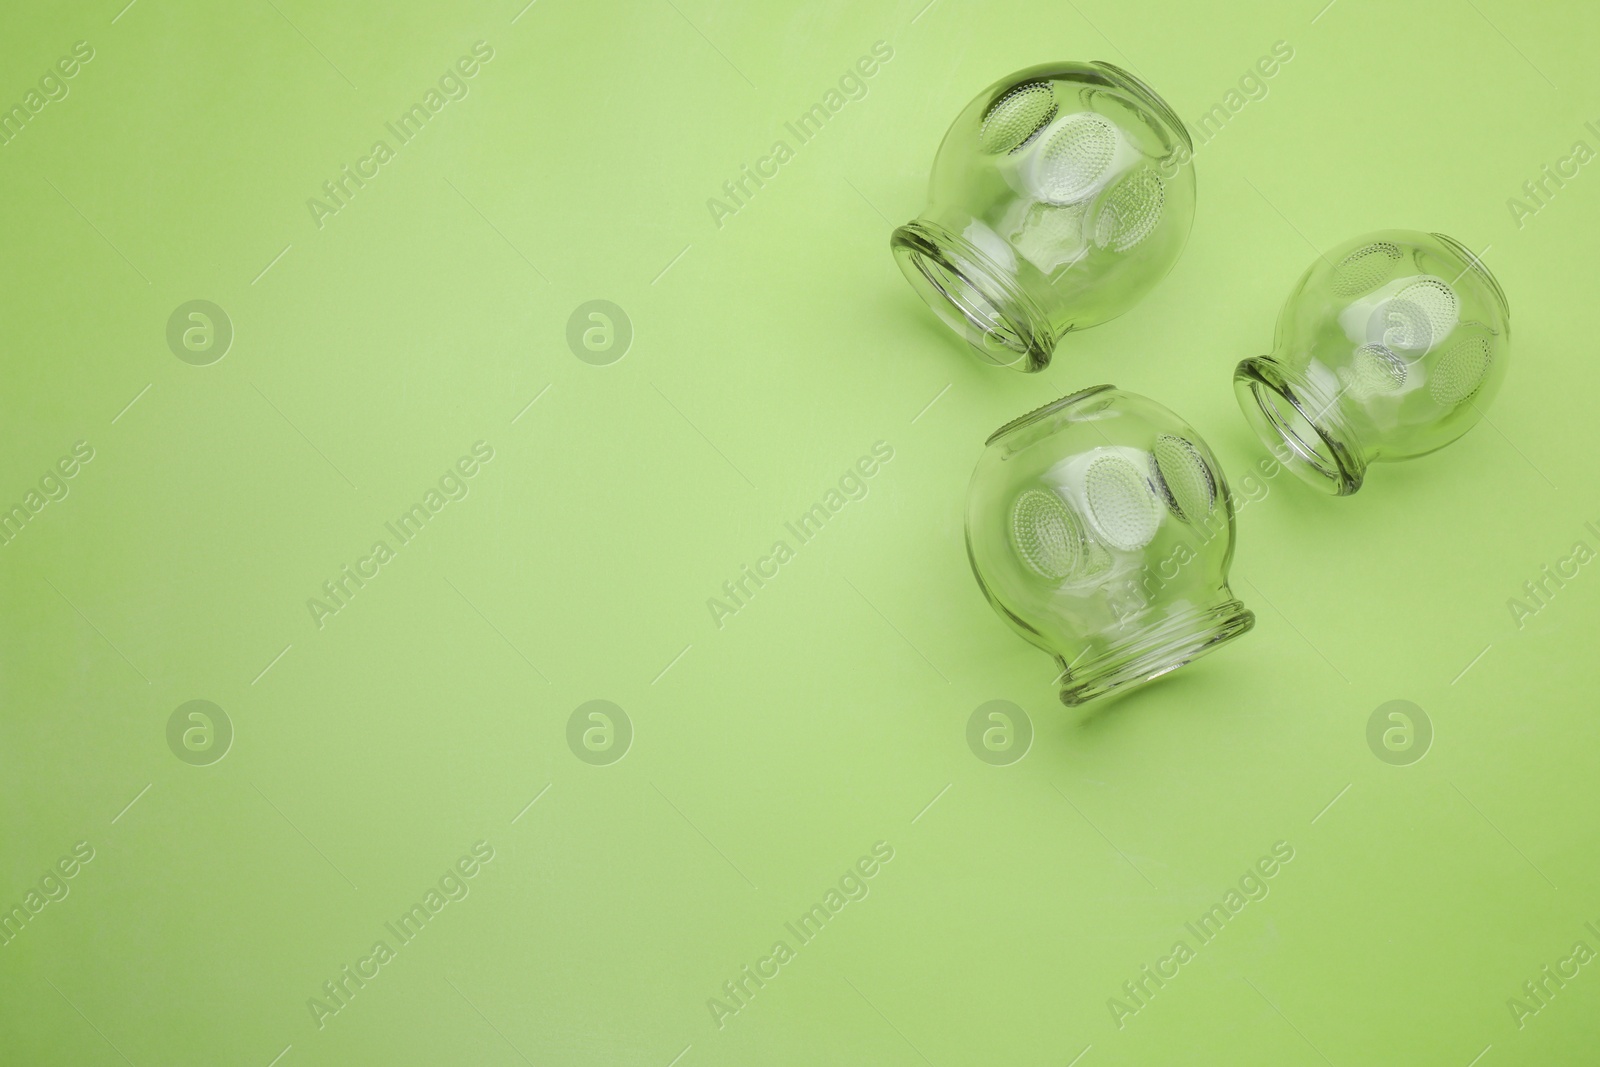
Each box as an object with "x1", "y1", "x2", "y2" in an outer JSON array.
[
  {"x1": 891, "y1": 62, "x2": 1196, "y2": 372},
  {"x1": 1234, "y1": 229, "x2": 1511, "y2": 495},
  {"x1": 965, "y1": 386, "x2": 1254, "y2": 706}
]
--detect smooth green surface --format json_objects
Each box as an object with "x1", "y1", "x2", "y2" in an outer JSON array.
[{"x1": 2, "y1": 1, "x2": 1597, "y2": 1064}]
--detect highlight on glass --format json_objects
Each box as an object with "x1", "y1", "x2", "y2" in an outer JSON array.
[
  {"x1": 891, "y1": 62, "x2": 1196, "y2": 372},
  {"x1": 1234, "y1": 230, "x2": 1511, "y2": 495},
  {"x1": 965, "y1": 386, "x2": 1253, "y2": 706}
]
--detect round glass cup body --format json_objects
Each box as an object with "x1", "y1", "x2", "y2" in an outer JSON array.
[
  {"x1": 965, "y1": 386, "x2": 1253, "y2": 706},
  {"x1": 1234, "y1": 229, "x2": 1511, "y2": 495},
  {"x1": 892, "y1": 62, "x2": 1196, "y2": 372}
]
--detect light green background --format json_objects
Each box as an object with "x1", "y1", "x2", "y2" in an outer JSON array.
[{"x1": 3, "y1": 0, "x2": 1598, "y2": 1063}]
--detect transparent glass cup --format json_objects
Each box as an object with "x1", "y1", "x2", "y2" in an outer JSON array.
[
  {"x1": 892, "y1": 62, "x2": 1196, "y2": 372},
  {"x1": 966, "y1": 386, "x2": 1254, "y2": 706},
  {"x1": 1234, "y1": 230, "x2": 1511, "y2": 495}
]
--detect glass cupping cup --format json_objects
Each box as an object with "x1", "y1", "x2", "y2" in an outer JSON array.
[
  {"x1": 892, "y1": 62, "x2": 1196, "y2": 372},
  {"x1": 1234, "y1": 230, "x2": 1511, "y2": 495},
  {"x1": 966, "y1": 387, "x2": 1253, "y2": 706}
]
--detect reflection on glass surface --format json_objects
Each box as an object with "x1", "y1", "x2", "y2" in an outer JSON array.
[
  {"x1": 1234, "y1": 230, "x2": 1511, "y2": 495},
  {"x1": 966, "y1": 386, "x2": 1254, "y2": 706},
  {"x1": 892, "y1": 62, "x2": 1196, "y2": 372}
]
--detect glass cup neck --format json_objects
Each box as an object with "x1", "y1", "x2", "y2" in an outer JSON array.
[
  {"x1": 1056, "y1": 598, "x2": 1254, "y2": 706},
  {"x1": 891, "y1": 219, "x2": 1056, "y2": 372},
  {"x1": 1234, "y1": 355, "x2": 1368, "y2": 495}
]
